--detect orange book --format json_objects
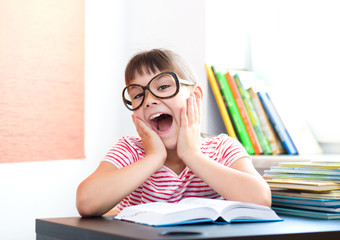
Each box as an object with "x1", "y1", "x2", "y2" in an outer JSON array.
[{"x1": 225, "y1": 72, "x2": 262, "y2": 154}]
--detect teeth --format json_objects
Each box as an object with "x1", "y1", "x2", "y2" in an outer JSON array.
[{"x1": 150, "y1": 113, "x2": 163, "y2": 120}]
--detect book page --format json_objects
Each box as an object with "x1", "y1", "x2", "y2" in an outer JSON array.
[
  {"x1": 115, "y1": 202, "x2": 217, "y2": 226},
  {"x1": 116, "y1": 202, "x2": 197, "y2": 219},
  {"x1": 179, "y1": 198, "x2": 241, "y2": 214},
  {"x1": 178, "y1": 198, "x2": 277, "y2": 222}
]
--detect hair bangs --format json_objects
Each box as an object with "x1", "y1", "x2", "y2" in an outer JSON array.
[
  {"x1": 125, "y1": 49, "x2": 174, "y2": 85},
  {"x1": 125, "y1": 49, "x2": 197, "y2": 85}
]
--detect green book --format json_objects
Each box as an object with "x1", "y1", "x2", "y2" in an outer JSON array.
[
  {"x1": 215, "y1": 72, "x2": 254, "y2": 155},
  {"x1": 233, "y1": 74, "x2": 272, "y2": 155}
]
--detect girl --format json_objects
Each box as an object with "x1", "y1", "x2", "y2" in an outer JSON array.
[{"x1": 76, "y1": 49, "x2": 271, "y2": 217}]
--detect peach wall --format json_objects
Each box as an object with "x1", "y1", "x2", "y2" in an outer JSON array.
[{"x1": 0, "y1": 0, "x2": 84, "y2": 163}]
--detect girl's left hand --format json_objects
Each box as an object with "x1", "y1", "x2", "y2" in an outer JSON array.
[{"x1": 177, "y1": 93, "x2": 202, "y2": 162}]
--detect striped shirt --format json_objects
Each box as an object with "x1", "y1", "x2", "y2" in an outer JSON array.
[{"x1": 103, "y1": 134, "x2": 250, "y2": 212}]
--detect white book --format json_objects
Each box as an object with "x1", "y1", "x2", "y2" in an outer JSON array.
[{"x1": 114, "y1": 197, "x2": 281, "y2": 226}]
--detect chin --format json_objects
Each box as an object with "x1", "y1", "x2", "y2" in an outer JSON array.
[{"x1": 161, "y1": 138, "x2": 177, "y2": 150}]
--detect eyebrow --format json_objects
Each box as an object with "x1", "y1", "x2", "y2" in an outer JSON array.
[{"x1": 128, "y1": 85, "x2": 142, "y2": 90}]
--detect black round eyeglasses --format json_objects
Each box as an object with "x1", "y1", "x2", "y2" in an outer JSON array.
[{"x1": 122, "y1": 71, "x2": 195, "y2": 111}]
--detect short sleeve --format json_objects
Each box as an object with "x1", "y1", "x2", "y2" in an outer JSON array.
[
  {"x1": 201, "y1": 134, "x2": 250, "y2": 167},
  {"x1": 103, "y1": 136, "x2": 144, "y2": 169},
  {"x1": 219, "y1": 134, "x2": 250, "y2": 166}
]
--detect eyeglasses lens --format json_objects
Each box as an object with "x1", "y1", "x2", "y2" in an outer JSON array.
[{"x1": 124, "y1": 73, "x2": 177, "y2": 110}]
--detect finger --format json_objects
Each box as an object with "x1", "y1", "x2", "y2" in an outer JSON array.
[
  {"x1": 180, "y1": 106, "x2": 188, "y2": 128},
  {"x1": 187, "y1": 95, "x2": 195, "y2": 125},
  {"x1": 192, "y1": 94, "x2": 198, "y2": 123},
  {"x1": 195, "y1": 93, "x2": 201, "y2": 124}
]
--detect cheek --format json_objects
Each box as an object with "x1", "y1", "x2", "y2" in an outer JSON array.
[
  {"x1": 171, "y1": 95, "x2": 190, "y2": 123},
  {"x1": 133, "y1": 111, "x2": 146, "y2": 123}
]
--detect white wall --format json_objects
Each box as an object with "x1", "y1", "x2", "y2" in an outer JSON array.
[
  {"x1": 206, "y1": 0, "x2": 340, "y2": 152},
  {"x1": 205, "y1": 0, "x2": 253, "y2": 69},
  {"x1": 0, "y1": 1, "x2": 206, "y2": 239}
]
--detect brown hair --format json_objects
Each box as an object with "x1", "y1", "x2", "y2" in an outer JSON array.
[{"x1": 125, "y1": 49, "x2": 197, "y2": 85}]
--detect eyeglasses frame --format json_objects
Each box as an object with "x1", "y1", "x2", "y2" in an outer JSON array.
[{"x1": 122, "y1": 71, "x2": 195, "y2": 111}]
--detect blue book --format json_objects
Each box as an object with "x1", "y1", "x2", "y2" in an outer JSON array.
[
  {"x1": 272, "y1": 206, "x2": 340, "y2": 219},
  {"x1": 272, "y1": 195, "x2": 340, "y2": 207},
  {"x1": 257, "y1": 92, "x2": 298, "y2": 155},
  {"x1": 273, "y1": 202, "x2": 340, "y2": 213}
]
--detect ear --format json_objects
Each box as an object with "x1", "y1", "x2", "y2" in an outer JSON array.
[{"x1": 193, "y1": 85, "x2": 203, "y2": 101}]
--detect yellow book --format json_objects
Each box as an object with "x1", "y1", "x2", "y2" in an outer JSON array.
[
  {"x1": 205, "y1": 64, "x2": 237, "y2": 139},
  {"x1": 278, "y1": 161, "x2": 340, "y2": 170},
  {"x1": 266, "y1": 179, "x2": 340, "y2": 191}
]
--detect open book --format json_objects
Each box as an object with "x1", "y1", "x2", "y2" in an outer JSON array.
[{"x1": 114, "y1": 198, "x2": 282, "y2": 226}]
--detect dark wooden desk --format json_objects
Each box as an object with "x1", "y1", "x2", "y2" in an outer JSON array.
[{"x1": 36, "y1": 215, "x2": 340, "y2": 240}]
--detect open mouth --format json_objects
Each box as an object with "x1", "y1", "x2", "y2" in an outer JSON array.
[{"x1": 150, "y1": 113, "x2": 173, "y2": 133}]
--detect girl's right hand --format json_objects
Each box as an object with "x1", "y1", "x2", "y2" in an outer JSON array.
[{"x1": 132, "y1": 114, "x2": 167, "y2": 165}]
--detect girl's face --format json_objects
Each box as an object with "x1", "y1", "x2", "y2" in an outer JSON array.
[{"x1": 131, "y1": 71, "x2": 193, "y2": 150}]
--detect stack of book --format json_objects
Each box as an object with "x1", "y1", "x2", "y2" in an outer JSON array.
[
  {"x1": 264, "y1": 160, "x2": 340, "y2": 219},
  {"x1": 205, "y1": 64, "x2": 322, "y2": 155}
]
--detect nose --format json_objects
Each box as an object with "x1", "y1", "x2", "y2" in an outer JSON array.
[{"x1": 143, "y1": 90, "x2": 160, "y2": 108}]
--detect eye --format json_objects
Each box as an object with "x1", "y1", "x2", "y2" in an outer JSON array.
[
  {"x1": 133, "y1": 93, "x2": 144, "y2": 100},
  {"x1": 158, "y1": 84, "x2": 171, "y2": 91}
]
